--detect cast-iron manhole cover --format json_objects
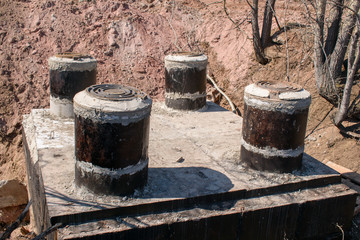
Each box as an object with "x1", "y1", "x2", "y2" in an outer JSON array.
[
  {"x1": 86, "y1": 84, "x2": 146, "y2": 101},
  {"x1": 56, "y1": 52, "x2": 91, "y2": 60},
  {"x1": 256, "y1": 80, "x2": 302, "y2": 93}
]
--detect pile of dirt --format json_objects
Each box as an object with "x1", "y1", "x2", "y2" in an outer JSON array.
[{"x1": 0, "y1": 0, "x2": 359, "y2": 237}]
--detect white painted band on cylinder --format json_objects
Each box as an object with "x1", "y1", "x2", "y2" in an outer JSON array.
[
  {"x1": 165, "y1": 91, "x2": 206, "y2": 100},
  {"x1": 73, "y1": 90, "x2": 152, "y2": 125},
  {"x1": 244, "y1": 95, "x2": 311, "y2": 114},
  {"x1": 241, "y1": 138, "x2": 304, "y2": 158},
  {"x1": 165, "y1": 54, "x2": 208, "y2": 70},
  {"x1": 48, "y1": 56, "x2": 97, "y2": 72},
  {"x1": 75, "y1": 158, "x2": 148, "y2": 179},
  {"x1": 50, "y1": 96, "x2": 74, "y2": 118}
]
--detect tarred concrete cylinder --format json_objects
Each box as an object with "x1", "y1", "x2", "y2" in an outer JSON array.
[
  {"x1": 73, "y1": 84, "x2": 152, "y2": 195},
  {"x1": 240, "y1": 81, "x2": 311, "y2": 173},
  {"x1": 49, "y1": 53, "x2": 97, "y2": 118},
  {"x1": 165, "y1": 52, "x2": 208, "y2": 110}
]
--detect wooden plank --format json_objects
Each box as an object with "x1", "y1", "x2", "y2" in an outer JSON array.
[
  {"x1": 325, "y1": 161, "x2": 353, "y2": 174},
  {"x1": 324, "y1": 161, "x2": 360, "y2": 185}
]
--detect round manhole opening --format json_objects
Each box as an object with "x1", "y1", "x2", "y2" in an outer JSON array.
[
  {"x1": 256, "y1": 81, "x2": 302, "y2": 93},
  {"x1": 56, "y1": 52, "x2": 91, "y2": 60},
  {"x1": 86, "y1": 84, "x2": 146, "y2": 101}
]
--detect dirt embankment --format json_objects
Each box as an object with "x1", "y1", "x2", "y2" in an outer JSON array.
[{"x1": 0, "y1": 0, "x2": 359, "y2": 231}]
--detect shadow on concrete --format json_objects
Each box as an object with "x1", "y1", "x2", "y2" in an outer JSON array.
[
  {"x1": 140, "y1": 167, "x2": 234, "y2": 199},
  {"x1": 294, "y1": 153, "x2": 339, "y2": 176},
  {"x1": 199, "y1": 102, "x2": 229, "y2": 113}
]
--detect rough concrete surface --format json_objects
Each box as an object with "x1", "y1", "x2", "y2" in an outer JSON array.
[{"x1": 22, "y1": 102, "x2": 357, "y2": 239}]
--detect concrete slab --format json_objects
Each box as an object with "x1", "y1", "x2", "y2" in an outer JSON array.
[{"x1": 23, "y1": 102, "x2": 357, "y2": 239}]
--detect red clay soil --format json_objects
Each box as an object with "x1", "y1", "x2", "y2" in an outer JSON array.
[{"x1": 0, "y1": 0, "x2": 359, "y2": 237}]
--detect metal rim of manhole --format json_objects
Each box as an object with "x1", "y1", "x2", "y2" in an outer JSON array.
[
  {"x1": 86, "y1": 84, "x2": 147, "y2": 101},
  {"x1": 56, "y1": 52, "x2": 91, "y2": 60},
  {"x1": 171, "y1": 51, "x2": 204, "y2": 57},
  {"x1": 255, "y1": 80, "x2": 303, "y2": 93}
]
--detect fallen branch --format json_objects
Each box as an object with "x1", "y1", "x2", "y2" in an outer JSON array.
[
  {"x1": 0, "y1": 200, "x2": 32, "y2": 240},
  {"x1": 31, "y1": 223, "x2": 62, "y2": 240},
  {"x1": 207, "y1": 74, "x2": 240, "y2": 115}
]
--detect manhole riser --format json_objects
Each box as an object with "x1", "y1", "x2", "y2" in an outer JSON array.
[
  {"x1": 73, "y1": 84, "x2": 152, "y2": 196},
  {"x1": 240, "y1": 81, "x2": 311, "y2": 173},
  {"x1": 48, "y1": 53, "x2": 97, "y2": 118},
  {"x1": 164, "y1": 52, "x2": 208, "y2": 111}
]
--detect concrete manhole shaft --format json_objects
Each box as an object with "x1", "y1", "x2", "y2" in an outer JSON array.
[
  {"x1": 73, "y1": 84, "x2": 152, "y2": 195},
  {"x1": 48, "y1": 53, "x2": 97, "y2": 118},
  {"x1": 164, "y1": 52, "x2": 208, "y2": 111},
  {"x1": 239, "y1": 80, "x2": 312, "y2": 173}
]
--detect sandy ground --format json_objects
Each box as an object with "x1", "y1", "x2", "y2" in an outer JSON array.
[{"x1": 0, "y1": 0, "x2": 359, "y2": 238}]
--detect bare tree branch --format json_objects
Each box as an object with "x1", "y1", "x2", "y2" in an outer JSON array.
[
  {"x1": 324, "y1": 0, "x2": 343, "y2": 56},
  {"x1": 269, "y1": 2, "x2": 282, "y2": 31},
  {"x1": 248, "y1": 0, "x2": 268, "y2": 64},
  {"x1": 334, "y1": 24, "x2": 360, "y2": 126},
  {"x1": 329, "y1": 0, "x2": 360, "y2": 77},
  {"x1": 261, "y1": 0, "x2": 276, "y2": 47}
]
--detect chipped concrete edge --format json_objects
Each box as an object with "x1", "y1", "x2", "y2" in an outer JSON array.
[{"x1": 22, "y1": 113, "x2": 52, "y2": 235}]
